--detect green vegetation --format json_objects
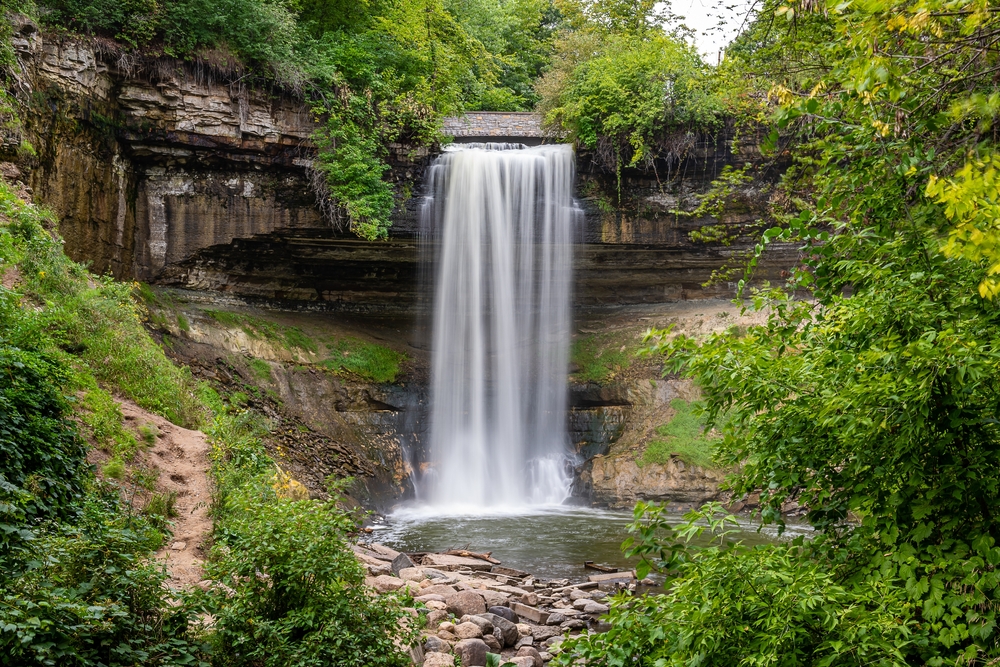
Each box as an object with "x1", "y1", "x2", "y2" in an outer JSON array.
[
  {"x1": 571, "y1": 332, "x2": 641, "y2": 384},
  {"x1": 556, "y1": 1, "x2": 1000, "y2": 665},
  {"x1": 322, "y1": 337, "x2": 404, "y2": 383},
  {"x1": 0, "y1": 180, "x2": 412, "y2": 665},
  {"x1": 640, "y1": 399, "x2": 716, "y2": 470},
  {"x1": 247, "y1": 357, "x2": 273, "y2": 382},
  {"x1": 201, "y1": 390, "x2": 417, "y2": 666},
  {"x1": 204, "y1": 309, "x2": 318, "y2": 354}
]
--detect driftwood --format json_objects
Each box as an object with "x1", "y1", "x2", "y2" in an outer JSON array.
[
  {"x1": 444, "y1": 549, "x2": 502, "y2": 564},
  {"x1": 584, "y1": 561, "x2": 619, "y2": 573}
]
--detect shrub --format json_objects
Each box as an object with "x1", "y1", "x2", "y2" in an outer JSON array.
[
  {"x1": 640, "y1": 399, "x2": 717, "y2": 469},
  {"x1": 321, "y1": 337, "x2": 404, "y2": 383}
]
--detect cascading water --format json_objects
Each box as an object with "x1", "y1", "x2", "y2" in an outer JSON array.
[{"x1": 418, "y1": 143, "x2": 580, "y2": 509}]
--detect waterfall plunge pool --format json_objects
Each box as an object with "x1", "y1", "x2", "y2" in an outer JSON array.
[{"x1": 373, "y1": 506, "x2": 811, "y2": 582}]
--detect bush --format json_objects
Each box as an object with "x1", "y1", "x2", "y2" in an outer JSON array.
[
  {"x1": 640, "y1": 399, "x2": 717, "y2": 469},
  {"x1": 321, "y1": 337, "x2": 404, "y2": 383}
]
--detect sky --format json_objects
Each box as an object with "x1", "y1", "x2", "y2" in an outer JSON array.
[{"x1": 667, "y1": 0, "x2": 759, "y2": 60}]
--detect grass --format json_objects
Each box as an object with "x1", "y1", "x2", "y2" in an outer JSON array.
[
  {"x1": 571, "y1": 332, "x2": 643, "y2": 384},
  {"x1": 640, "y1": 399, "x2": 718, "y2": 470},
  {"x1": 204, "y1": 309, "x2": 318, "y2": 354},
  {"x1": 248, "y1": 358, "x2": 273, "y2": 382},
  {"x1": 321, "y1": 337, "x2": 404, "y2": 383}
]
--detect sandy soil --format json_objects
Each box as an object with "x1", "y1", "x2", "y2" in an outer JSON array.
[{"x1": 118, "y1": 400, "x2": 214, "y2": 590}]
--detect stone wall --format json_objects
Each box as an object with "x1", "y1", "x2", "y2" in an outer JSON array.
[{"x1": 442, "y1": 112, "x2": 546, "y2": 140}]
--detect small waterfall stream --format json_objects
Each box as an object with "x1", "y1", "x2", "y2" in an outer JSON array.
[{"x1": 418, "y1": 143, "x2": 580, "y2": 508}]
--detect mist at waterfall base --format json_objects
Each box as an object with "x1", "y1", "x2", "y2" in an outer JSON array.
[{"x1": 411, "y1": 142, "x2": 580, "y2": 512}]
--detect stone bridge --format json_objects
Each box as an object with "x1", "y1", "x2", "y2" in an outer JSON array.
[{"x1": 442, "y1": 112, "x2": 547, "y2": 144}]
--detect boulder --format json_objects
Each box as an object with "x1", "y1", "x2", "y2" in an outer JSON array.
[
  {"x1": 539, "y1": 652, "x2": 553, "y2": 663},
  {"x1": 366, "y1": 563, "x2": 392, "y2": 576},
  {"x1": 447, "y1": 591, "x2": 487, "y2": 617},
  {"x1": 455, "y1": 622, "x2": 484, "y2": 640},
  {"x1": 391, "y1": 552, "x2": 416, "y2": 576},
  {"x1": 416, "y1": 594, "x2": 447, "y2": 603},
  {"x1": 488, "y1": 606, "x2": 518, "y2": 623},
  {"x1": 424, "y1": 568, "x2": 452, "y2": 580},
  {"x1": 460, "y1": 615, "x2": 494, "y2": 636},
  {"x1": 481, "y1": 612, "x2": 518, "y2": 647},
  {"x1": 583, "y1": 601, "x2": 610, "y2": 615},
  {"x1": 520, "y1": 592, "x2": 540, "y2": 606},
  {"x1": 424, "y1": 653, "x2": 456, "y2": 667},
  {"x1": 516, "y1": 636, "x2": 534, "y2": 649},
  {"x1": 423, "y1": 584, "x2": 459, "y2": 598},
  {"x1": 370, "y1": 575, "x2": 404, "y2": 593},
  {"x1": 454, "y1": 638, "x2": 489, "y2": 666},
  {"x1": 517, "y1": 646, "x2": 544, "y2": 666},
  {"x1": 424, "y1": 636, "x2": 450, "y2": 653},
  {"x1": 399, "y1": 567, "x2": 428, "y2": 582},
  {"x1": 426, "y1": 610, "x2": 448, "y2": 627},
  {"x1": 366, "y1": 543, "x2": 401, "y2": 560},
  {"x1": 531, "y1": 626, "x2": 562, "y2": 641},
  {"x1": 516, "y1": 623, "x2": 532, "y2": 637},
  {"x1": 506, "y1": 658, "x2": 534, "y2": 667},
  {"x1": 545, "y1": 612, "x2": 567, "y2": 626},
  {"x1": 561, "y1": 619, "x2": 587, "y2": 631},
  {"x1": 439, "y1": 621, "x2": 456, "y2": 633},
  {"x1": 484, "y1": 634, "x2": 502, "y2": 652},
  {"x1": 569, "y1": 589, "x2": 591, "y2": 601},
  {"x1": 425, "y1": 600, "x2": 448, "y2": 611},
  {"x1": 438, "y1": 630, "x2": 458, "y2": 641},
  {"x1": 475, "y1": 589, "x2": 510, "y2": 608}
]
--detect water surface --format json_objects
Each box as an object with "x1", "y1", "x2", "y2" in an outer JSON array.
[{"x1": 376, "y1": 505, "x2": 810, "y2": 582}]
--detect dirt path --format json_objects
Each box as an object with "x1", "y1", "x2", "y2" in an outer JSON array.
[{"x1": 119, "y1": 400, "x2": 213, "y2": 590}]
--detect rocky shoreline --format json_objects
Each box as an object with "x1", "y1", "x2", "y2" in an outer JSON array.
[{"x1": 353, "y1": 542, "x2": 638, "y2": 666}]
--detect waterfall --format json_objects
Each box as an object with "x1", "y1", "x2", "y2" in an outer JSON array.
[{"x1": 419, "y1": 143, "x2": 580, "y2": 509}]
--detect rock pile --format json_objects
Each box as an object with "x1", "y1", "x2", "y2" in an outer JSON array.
[{"x1": 354, "y1": 543, "x2": 635, "y2": 666}]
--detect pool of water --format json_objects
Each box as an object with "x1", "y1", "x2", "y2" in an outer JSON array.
[{"x1": 373, "y1": 504, "x2": 811, "y2": 582}]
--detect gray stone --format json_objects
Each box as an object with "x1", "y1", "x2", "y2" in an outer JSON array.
[
  {"x1": 531, "y1": 626, "x2": 562, "y2": 641},
  {"x1": 423, "y1": 584, "x2": 459, "y2": 598},
  {"x1": 569, "y1": 589, "x2": 591, "y2": 601},
  {"x1": 517, "y1": 647, "x2": 544, "y2": 667},
  {"x1": 455, "y1": 622, "x2": 484, "y2": 639},
  {"x1": 543, "y1": 636, "x2": 562, "y2": 648},
  {"x1": 545, "y1": 612, "x2": 567, "y2": 626},
  {"x1": 484, "y1": 634, "x2": 502, "y2": 652},
  {"x1": 447, "y1": 590, "x2": 487, "y2": 617},
  {"x1": 488, "y1": 605, "x2": 518, "y2": 623},
  {"x1": 561, "y1": 619, "x2": 587, "y2": 631},
  {"x1": 424, "y1": 568, "x2": 451, "y2": 580},
  {"x1": 516, "y1": 635, "x2": 535, "y2": 648},
  {"x1": 582, "y1": 601, "x2": 610, "y2": 614},
  {"x1": 416, "y1": 594, "x2": 447, "y2": 603},
  {"x1": 475, "y1": 589, "x2": 510, "y2": 608},
  {"x1": 454, "y1": 638, "x2": 489, "y2": 666},
  {"x1": 391, "y1": 552, "x2": 416, "y2": 576},
  {"x1": 520, "y1": 592, "x2": 539, "y2": 606},
  {"x1": 572, "y1": 598, "x2": 590, "y2": 611},
  {"x1": 505, "y1": 658, "x2": 534, "y2": 667},
  {"x1": 481, "y1": 612, "x2": 518, "y2": 647},
  {"x1": 539, "y1": 651, "x2": 553, "y2": 662},
  {"x1": 424, "y1": 636, "x2": 450, "y2": 653}
]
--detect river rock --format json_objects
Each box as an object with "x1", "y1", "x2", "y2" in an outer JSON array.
[
  {"x1": 370, "y1": 575, "x2": 404, "y2": 593},
  {"x1": 516, "y1": 635, "x2": 534, "y2": 648},
  {"x1": 561, "y1": 619, "x2": 587, "y2": 631},
  {"x1": 423, "y1": 584, "x2": 458, "y2": 597},
  {"x1": 475, "y1": 589, "x2": 510, "y2": 608},
  {"x1": 427, "y1": 610, "x2": 448, "y2": 626},
  {"x1": 448, "y1": 590, "x2": 488, "y2": 617},
  {"x1": 455, "y1": 622, "x2": 484, "y2": 639},
  {"x1": 366, "y1": 563, "x2": 392, "y2": 576},
  {"x1": 531, "y1": 625, "x2": 562, "y2": 641},
  {"x1": 424, "y1": 636, "x2": 450, "y2": 653},
  {"x1": 391, "y1": 552, "x2": 416, "y2": 576},
  {"x1": 438, "y1": 630, "x2": 458, "y2": 641},
  {"x1": 461, "y1": 615, "x2": 494, "y2": 636},
  {"x1": 516, "y1": 623, "x2": 532, "y2": 637},
  {"x1": 484, "y1": 634, "x2": 501, "y2": 652},
  {"x1": 425, "y1": 600, "x2": 448, "y2": 610},
  {"x1": 424, "y1": 568, "x2": 452, "y2": 580},
  {"x1": 569, "y1": 589, "x2": 591, "y2": 600},
  {"x1": 591, "y1": 590, "x2": 608, "y2": 600},
  {"x1": 506, "y1": 658, "x2": 534, "y2": 667},
  {"x1": 488, "y1": 606, "x2": 518, "y2": 623},
  {"x1": 545, "y1": 612, "x2": 566, "y2": 625},
  {"x1": 540, "y1": 651, "x2": 553, "y2": 662},
  {"x1": 543, "y1": 636, "x2": 562, "y2": 649},
  {"x1": 481, "y1": 612, "x2": 518, "y2": 647},
  {"x1": 424, "y1": 653, "x2": 456, "y2": 667},
  {"x1": 583, "y1": 601, "x2": 610, "y2": 614},
  {"x1": 399, "y1": 567, "x2": 428, "y2": 582},
  {"x1": 366, "y1": 543, "x2": 402, "y2": 560},
  {"x1": 517, "y1": 646, "x2": 544, "y2": 666},
  {"x1": 520, "y1": 592, "x2": 539, "y2": 606},
  {"x1": 454, "y1": 638, "x2": 489, "y2": 666},
  {"x1": 439, "y1": 621, "x2": 456, "y2": 633},
  {"x1": 416, "y1": 593, "x2": 447, "y2": 603}
]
